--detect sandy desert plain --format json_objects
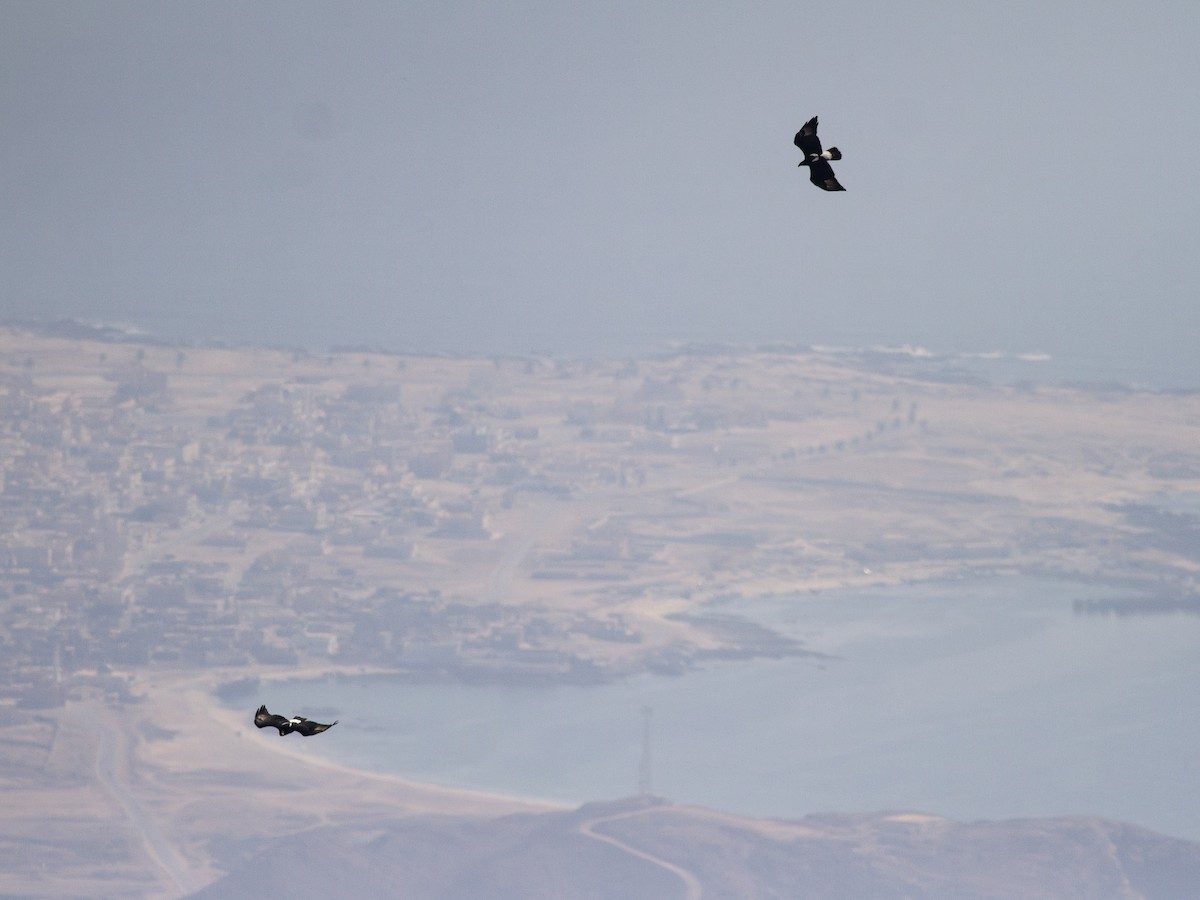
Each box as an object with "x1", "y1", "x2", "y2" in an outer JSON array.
[{"x1": 1, "y1": 325, "x2": 1199, "y2": 896}]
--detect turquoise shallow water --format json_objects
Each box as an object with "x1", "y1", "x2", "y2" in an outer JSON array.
[{"x1": 231, "y1": 576, "x2": 1200, "y2": 841}]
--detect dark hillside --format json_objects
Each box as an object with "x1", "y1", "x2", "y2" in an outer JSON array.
[{"x1": 190, "y1": 799, "x2": 1200, "y2": 899}]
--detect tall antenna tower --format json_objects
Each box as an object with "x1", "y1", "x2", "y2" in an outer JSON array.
[{"x1": 638, "y1": 705, "x2": 653, "y2": 797}]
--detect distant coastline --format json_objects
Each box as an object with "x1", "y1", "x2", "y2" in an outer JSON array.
[{"x1": 6, "y1": 314, "x2": 1197, "y2": 392}]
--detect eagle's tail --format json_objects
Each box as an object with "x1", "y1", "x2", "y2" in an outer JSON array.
[{"x1": 823, "y1": 147, "x2": 842, "y2": 161}]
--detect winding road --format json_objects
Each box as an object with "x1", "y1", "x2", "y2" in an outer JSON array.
[{"x1": 577, "y1": 806, "x2": 703, "y2": 900}]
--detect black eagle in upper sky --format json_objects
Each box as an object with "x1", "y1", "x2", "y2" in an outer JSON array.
[
  {"x1": 254, "y1": 704, "x2": 337, "y2": 736},
  {"x1": 794, "y1": 116, "x2": 845, "y2": 192}
]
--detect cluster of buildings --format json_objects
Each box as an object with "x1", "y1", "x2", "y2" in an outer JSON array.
[
  {"x1": 0, "y1": 337, "x2": 798, "y2": 708},
  {"x1": 1, "y1": 328, "x2": 972, "y2": 710}
]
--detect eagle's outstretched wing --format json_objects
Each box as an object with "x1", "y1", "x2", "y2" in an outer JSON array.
[
  {"x1": 254, "y1": 704, "x2": 293, "y2": 734},
  {"x1": 793, "y1": 116, "x2": 823, "y2": 158},
  {"x1": 290, "y1": 717, "x2": 337, "y2": 737},
  {"x1": 808, "y1": 158, "x2": 846, "y2": 192}
]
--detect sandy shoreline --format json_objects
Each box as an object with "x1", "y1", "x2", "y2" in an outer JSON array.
[
  {"x1": 132, "y1": 664, "x2": 570, "y2": 818},
  {"x1": 100, "y1": 665, "x2": 570, "y2": 894},
  {"x1": 1, "y1": 665, "x2": 569, "y2": 898}
]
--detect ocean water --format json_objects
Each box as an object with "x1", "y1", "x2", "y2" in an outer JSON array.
[{"x1": 237, "y1": 576, "x2": 1200, "y2": 842}]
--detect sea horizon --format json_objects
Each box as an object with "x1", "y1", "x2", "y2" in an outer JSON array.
[{"x1": 8, "y1": 314, "x2": 1199, "y2": 393}]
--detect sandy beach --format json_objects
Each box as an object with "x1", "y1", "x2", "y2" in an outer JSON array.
[
  {"x1": 147, "y1": 665, "x2": 567, "y2": 811},
  {"x1": 1, "y1": 665, "x2": 563, "y2": 899}
]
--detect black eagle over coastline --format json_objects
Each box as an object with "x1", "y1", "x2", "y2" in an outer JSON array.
[
  {"x1": 794, "y1": 116, "x2": 845, "y2": 191},
  {"x1": 254, "y1": 704, "x2": 337, "y2": 736}
]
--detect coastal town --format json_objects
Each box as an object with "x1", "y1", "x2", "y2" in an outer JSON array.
[
  {"x1": 4, "y1": 323, "x2": 1200, "y2": 896},
  {"x1": 3, "y1": 322, "x2": 1199, "y2": 713}
]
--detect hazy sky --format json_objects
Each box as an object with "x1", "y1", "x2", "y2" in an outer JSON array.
[{"x1": 3, "y1": 1, "x2": 1198, "y2": 372}]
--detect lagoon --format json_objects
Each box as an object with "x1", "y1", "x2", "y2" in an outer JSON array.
[{"x1": 236, "y1": 576, "x2": 1200, "y2": 841}]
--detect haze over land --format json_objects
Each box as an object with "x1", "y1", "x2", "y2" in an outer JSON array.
[{"x1": 2, "y1": 325, "x2": 1199, "y2": 896}]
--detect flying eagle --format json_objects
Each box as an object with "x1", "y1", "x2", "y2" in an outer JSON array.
[
  {"x1": 794, "y1": 116, "x2": 845, "y2": 192},
  {"x1": 254, "y1": 704, "x2": 337, "y2": 736}
]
